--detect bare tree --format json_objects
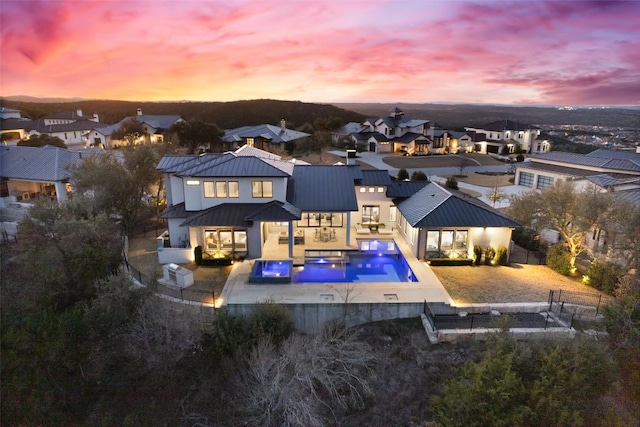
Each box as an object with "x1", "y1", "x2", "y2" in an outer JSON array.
[
  {"x1": 125, "y1": 298, "x2": 203, "y2": 371},
  {"x1": 237, "y1": 323, "x2": 375, "y2": 426}
]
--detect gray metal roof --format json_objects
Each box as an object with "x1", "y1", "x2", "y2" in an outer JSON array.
[
  {"x1": 223, "y1": 124, "x2": 310, "y2": 144},
  {"x1": 179, "y1": 201, "x2": 300, "y2": 227},
  {"x1": 31, "y1": 119, "x2": 109, "y2": 133},
  {"x1": 479, "y1": 120, "x2": 537, "y2": 131},
  {"x1": 0, "y1": 145, "x2": 85, "y2": 182},
  {"x1": 287, "y1": 165, "x2": 359, "y2": 212},
  {"x1": 392, "y1": 132, "x2": 429, "y2": 143},
  {"x1": 181, "y1": 155, "x2": 291, "y2": 178},
  {"x1": 615, "y1": 188, "x2": 640, "y2": 207},
  {"x1": 120, "y1": 115, "x2": 182, "y2": 130},
  {"x1": 156, "y1": 154, "x2": 222, "y2": 173},
  {"x1": 586, "y1": 148, "x2": 640, "y2": 162},
  {"x1": 386, "y1": 181, "x2": 430, "y2": 198},
  {"x1": 532, "y1": 151, "x2": 640, "y2": 172},
  {"x1": 159, "y1": 202, "x2": 189, "y2": 219},
  {"x1": 359, "y1": 170, "x2": 393, "y2": 186},
  {"x1": 234, "y1": 145, "x2": 282, "y2": 160},
  {"x1": 396, "y1": 182, "x2": 519, "y2": 228}
]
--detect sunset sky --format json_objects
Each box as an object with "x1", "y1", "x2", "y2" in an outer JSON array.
[{"x1": 1, "y1": 0, "x2": 639, "y2": 106}]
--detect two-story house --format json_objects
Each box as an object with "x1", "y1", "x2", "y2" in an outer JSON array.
[
  {"x1": 465, "y1": 120, "x2": 549, "y2": 154},
  {"x1": 89, "y1": 108, "x2": 183, "y2": 148},
  {"x1": 157, "y1": 147, "x2": 519, "y2": 265}
]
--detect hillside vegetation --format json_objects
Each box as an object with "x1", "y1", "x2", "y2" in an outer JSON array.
[{"x1": 0, "y1": 98, "x2": 365, "y2": 129}]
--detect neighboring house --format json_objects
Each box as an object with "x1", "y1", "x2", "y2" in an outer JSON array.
[
  {"x1": 28, "y1": 119, "x2": 109, "y2": 147},
  {"x1": 0, "y1": 107, "x2": 23, "y2": 120},
  {"x1": 0, "y1": 145, "x2": 92, "y2": 205},
  {"x1": 349, "y1": 107, "x2": 432, "y2": 154},
  {"x1": 514, "y1": 148, "x2": 640, "y2": 191},
  {"x1": 222, "y1": 119, "x2": 310, "y2": 153},
  {"x1": 465, "y1": 120, "x2": 549, "y2": 154},
  {"x1": 41, "y1": 109, "x2": 100, "y2": 125},
  {"x1": 157, "y1": 147, "x2": 519, "y2": 264},
  {"x1": 104, "y1": 108, "x2": 183, "y2": 148}
]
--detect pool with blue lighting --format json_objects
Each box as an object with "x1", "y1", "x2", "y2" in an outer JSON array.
[{"x1": 295, "y1": 240, "x2": 417, "y2": 283}]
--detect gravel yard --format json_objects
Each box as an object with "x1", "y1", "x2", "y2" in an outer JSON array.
[{"x1": 430, "y1": 264, "x2": 612, "y2": 305}]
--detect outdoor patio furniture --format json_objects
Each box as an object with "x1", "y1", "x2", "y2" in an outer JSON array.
[{"x1": 355, "y1": 224, "x2": 371, "y2": 235}]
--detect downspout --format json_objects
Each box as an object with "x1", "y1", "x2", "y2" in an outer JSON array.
[
  {"x1": 346, "y1": 213, "x2": 351, "y2": 246},
  {"x1": 288, "y1": 221, "x2": 293, "y2": 258}
]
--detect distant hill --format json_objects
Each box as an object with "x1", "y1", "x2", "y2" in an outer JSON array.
[
  {"x1": 333, "y1": 102, "x2": 640, "y2": 129},
  {"x1": 0, "y1": 98, "x2": 365, "y2": 129}
]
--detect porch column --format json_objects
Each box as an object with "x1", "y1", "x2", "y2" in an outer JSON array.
[
  {"x1": 346, "y1": 213, "x2": 351, "y2": 246},
  {"x1": 288, "y1": 221, "x2": 294, "y2": 258},
  {"x1": 54, "y1": 182, "x2": 69, "y2": 203}
]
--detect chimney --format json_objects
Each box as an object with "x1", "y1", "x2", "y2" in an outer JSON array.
[
  {"x1": 280, "y1": 118, "x2": 285, "y2": 132},
  {"x1": 76, "y1": 109, "x2": 83, "y2": 117},
  {"x1": 92, "y1": 113, "x2": 99, "y2": 122},
  {"x1": 137, "y1": 108, "x2": 143, "y2": 116},
  {"x1": 346, "y1": 149, "x2": 356, "y2": 166}
]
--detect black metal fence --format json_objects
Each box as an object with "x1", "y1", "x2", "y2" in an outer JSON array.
[
  {"x1": 123, "y1": 251, "x2": 218, "y2": 306},
  {"x1": 548, "y1": 289, "x2": 602, "y2": 321},
  {"x1": 424, "y1": 302, "x2": 560, "y2": 331}
]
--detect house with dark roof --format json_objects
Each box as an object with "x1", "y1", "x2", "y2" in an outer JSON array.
[
  {"x1": 86, "y1": 108, "x2": 183, "y2": 149},
  {"x1": 222, "y1": 119, "x2": 310, "y2": 153},
  {"x1": 157, "y1": 146, "x2": 519, "y2": 264},
  {"x1": 0, "y1": 145, "x2": 95, "y2": 205},
  {"x1": 465, "y1": 120, "x2": 549, "y2": 154},
  {"x1": 514, "y1": 149, "x2": 640, "y2": 191},
  {"x1": 345, "y1": 108, "x2": 432, "y2": 154}
]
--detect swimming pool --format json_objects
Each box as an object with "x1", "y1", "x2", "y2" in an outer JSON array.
[{"x1": 294, "y1": 240, "x2": 417, "y2": 283}]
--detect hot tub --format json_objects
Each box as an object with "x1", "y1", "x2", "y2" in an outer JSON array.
[{"x1": 249, "y1": 260, "x2": 293, "y2": 284}]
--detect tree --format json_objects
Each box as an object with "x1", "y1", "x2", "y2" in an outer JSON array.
[
  {"x1": 111, "y1": 118, "x2": 147, "y2": 146},
  {"x1": 169, "y1": 119, "x2": 224, "y2": 154},
  {"x1": 432, "y1": 334, "x2": 614, "y2": 427},
  {"x1": 295, "y1": 131, "x2": 332, "y2": 163},
  {"x1": 456, "y1": 156, "x2": 473, "y2": 177},
  {"x1": 396, "y1": 168, "x2": 409, "y2": 181},
  {"x1": 410, "y1": 171, "x2": 429, "y2": 181},
  {"x1": 17, "y1": 134, "x2": 66, "y2": 148},
  {"x1": 487, "y1": 178, "x2": 505, "y2": 208},
  {"x1": 508, "y1": 181, "x2": 612, "y2": 271},
  {"x1": 445, "y1": 176, "x2": 459, "y2": 190},
  {"x1": 16, "y1": 197, "x2": 123, "y2": 308},
  {"x1": 237, "y1": 323, "x2": 375, "y2": 427},
  {"x1": 70, "y1": 145, "x2": 161, "y2": 232},
  {"x1": 604, "y1": 198, "x2": 640, "y2": 274}
]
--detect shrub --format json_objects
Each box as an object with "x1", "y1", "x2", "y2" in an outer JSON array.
[
  {"x1": 473, "y1": 245, "x2": 483, "y2": 265},
  {"x1": 516, "y1": 153, "x2": 525, "y2": 162},
  {"x1": 410, "y1": 171, "x2": 429, "y2": 181},
  {"x1": 397, "y1": 168, "x2": 409, "y2": 181},
  {"x1": 546, "y1": 243, "x2": 572, "y2": 275},
  {"x1": 511, "y1": 227, "x2": 540, "y2": 251},
  {"x1": 494, "y1": 245, "x2": 508, "y2": 265},
  {"x1": 248, "y1": 302, "x2": 294, "y2": 346},
  {"x1": 586, "y1": 260, "x2": 623, "y2": 295},
  {"x1": 484, "y1": 246, "x2": 496, "y2": 265},
  {"x1": 445, "y1": 177, "x2": 459, "y2": 190}
]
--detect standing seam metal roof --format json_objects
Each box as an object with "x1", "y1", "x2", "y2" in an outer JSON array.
[
  {"x1": 287, "y1": 165, "x2": 359, "y2": 212},
  {"x1": 0, "y1": 145, "x2": 83, "y2": 182}
]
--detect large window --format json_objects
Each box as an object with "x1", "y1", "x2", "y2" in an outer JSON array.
[
  {"x1": 252, "y1": 180, "x2": 273, "y2": 198},
  {"x1": 389, "y1": 205, "x2": 397, "y2": 222},
  {"x1": 536, "y1": 175, "x2": 554, "y2": 190},
  {"x1": 362, "y1": 205, "x2": 380, "y2": 224},
  {"x1": 425, "y1": 229, "x2": 469, "y2": 257},
  {"x1": 204, "y1": 181, "x2": 239, "y2": 198},
  {"x1": 246, "y1": 138, "x2": 254, "y2": 147},
  {"x1": 518, "y1": 172, "x2": 534, "y2": 187},
  {"x1": 297, "y1": 212, "x2": 343, "y2": 227},
  {"x1": 204, "y1": 229, "x2": 247, "y2": 253}
]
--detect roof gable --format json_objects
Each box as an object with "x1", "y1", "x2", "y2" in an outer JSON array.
[{"x1": 287, "y1": 165, "x2": 359, "y2": 212}]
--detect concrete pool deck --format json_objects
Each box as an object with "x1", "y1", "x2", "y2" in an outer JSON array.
[{"x1": 219, "y1": 233, "x2": 454, "y2": 307}]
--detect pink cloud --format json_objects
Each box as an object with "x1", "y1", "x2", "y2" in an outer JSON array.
[{"x1": 1, "y1": 0, "x2": 639, "y2": 105}]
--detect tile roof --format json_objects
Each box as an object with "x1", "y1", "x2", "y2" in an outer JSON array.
[
  {"x1": 396, "y1": 182, "x2": 519, "y2": 228},
  {"x1": 223, "y1": 124, "x2": 310, "y2": 144},
  {"x1": 0, "y1": 145, "x2": 87, "y2": 182},
  {"x1": 287, "y1": 165, "x2": 359, "y2": 212}
]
